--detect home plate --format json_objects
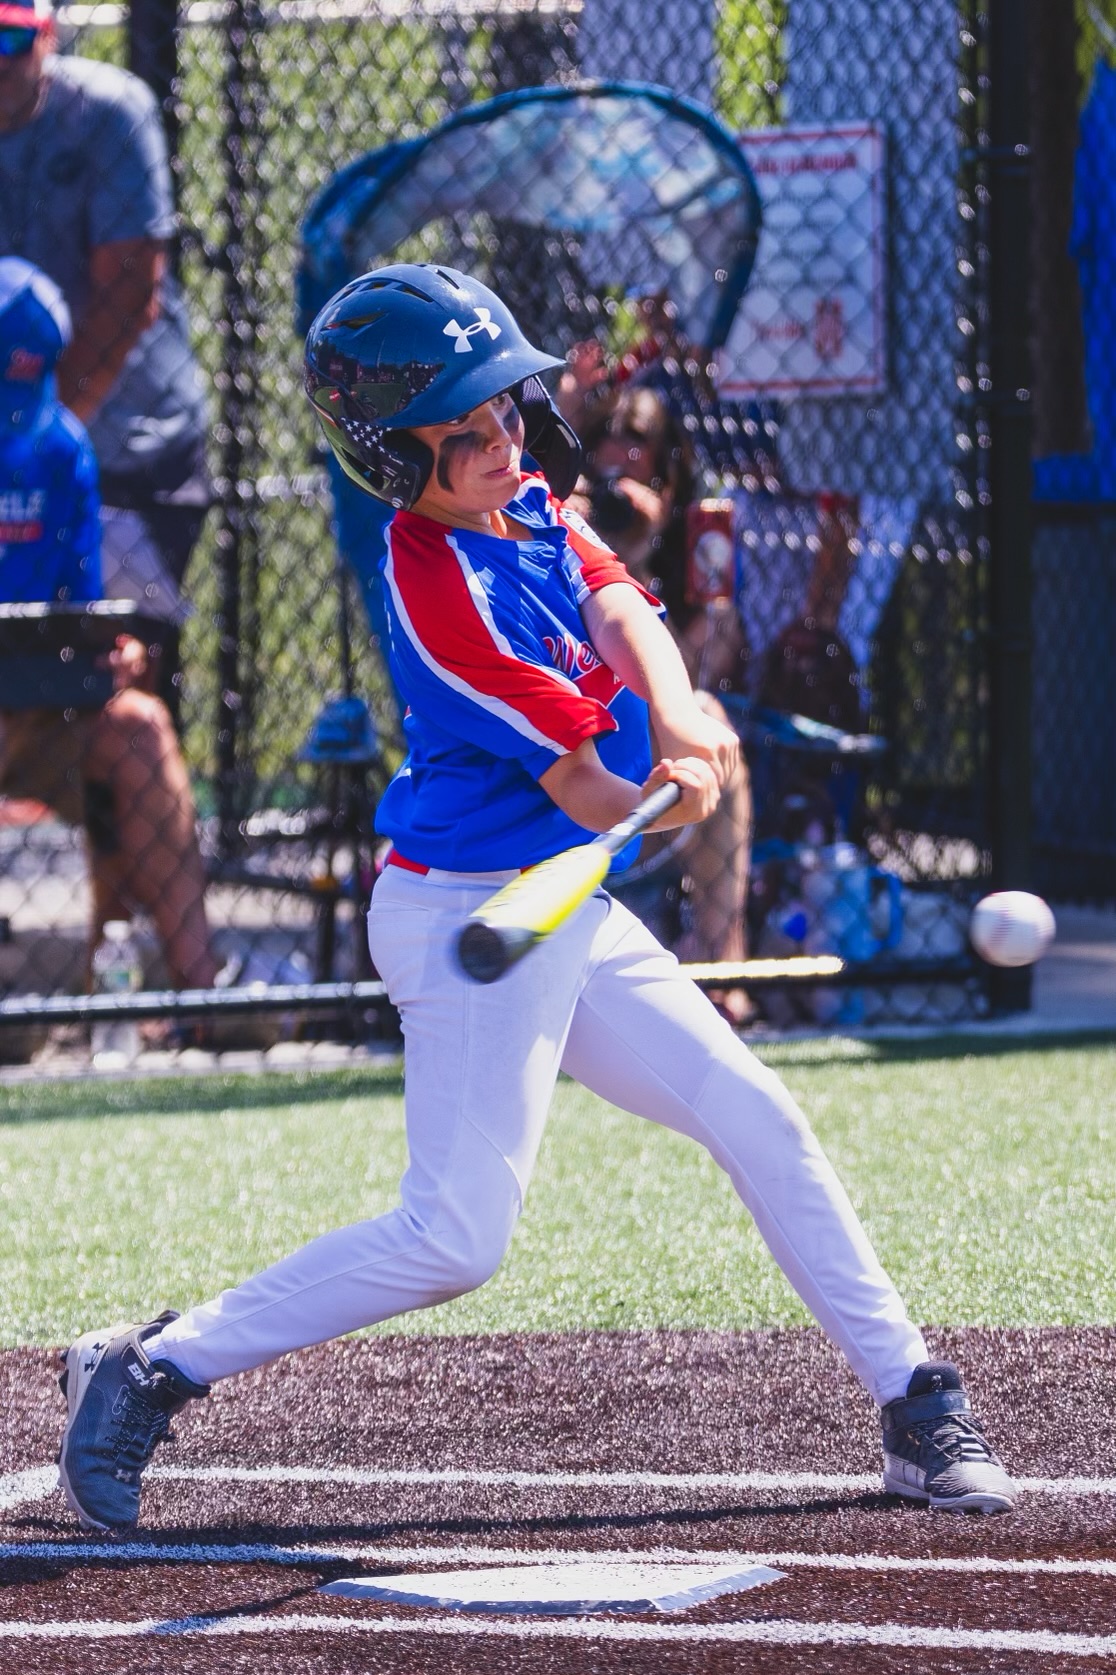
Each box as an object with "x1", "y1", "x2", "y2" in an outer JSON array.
[{"x1": 320, "y1": 1561, "x2": 784, "y2": 1615}]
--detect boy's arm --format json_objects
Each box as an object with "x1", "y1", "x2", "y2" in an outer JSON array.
[
  {"x1": 581, "y1": 581, "x2": 740, "y2": 786},
  {"x1": 539, "y1": 738, "x2": 718, "y2": 835}
]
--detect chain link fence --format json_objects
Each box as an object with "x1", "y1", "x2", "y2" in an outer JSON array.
[{"x1": 0, "y1": 0, "x2": 1050, "y2": 1056}]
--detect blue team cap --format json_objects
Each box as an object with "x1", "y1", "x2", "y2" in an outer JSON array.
[{"x1": 0, "y1": 256, "x2": 71, "y2": 433}]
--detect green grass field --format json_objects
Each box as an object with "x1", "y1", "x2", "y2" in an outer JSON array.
[{"x1": 1, "y1": 1033, "x2": 1113, "y2": 1348}]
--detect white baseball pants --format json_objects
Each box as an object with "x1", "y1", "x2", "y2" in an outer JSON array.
[{"x1": 148, "y1": 865, "x2": 928, "y2": 1404}]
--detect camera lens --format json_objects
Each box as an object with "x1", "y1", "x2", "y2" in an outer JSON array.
[{"x1": 589, "y1": 474, "x2": 637, "y2": 536}]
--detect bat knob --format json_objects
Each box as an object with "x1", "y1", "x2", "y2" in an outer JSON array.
[{"x1": 454, "y1": 921, "x2": 538, "y2": 984}]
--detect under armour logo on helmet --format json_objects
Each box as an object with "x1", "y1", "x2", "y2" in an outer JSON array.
[{"x1": 443, "y1": 309, "x2": 502, "y2": 353}]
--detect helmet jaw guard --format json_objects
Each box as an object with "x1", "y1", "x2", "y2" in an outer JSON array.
[
  {"x1": 304, "y1": 263, "x2": 566, "y2": 509},
  {"x1": 515, "y1": 374, "x2": 583, "y2": 500}
]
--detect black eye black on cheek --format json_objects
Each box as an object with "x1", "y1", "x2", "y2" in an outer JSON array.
[{"x1": 435, "y1": 429, "x2": 483, "y2": 491}]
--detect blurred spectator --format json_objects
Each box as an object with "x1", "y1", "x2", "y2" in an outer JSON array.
[
  {"x1": 567, "y1": 384, "x2": 753, "y2": 992},
  {"x1": 732, "y1": 473, "x2": 914, "y2": 725},
  {"x1": 558, "y1": 303, "x2": 912, "y2": 721},
  {"x1": 0, "y1": 0, "x2": 212, "y2": 708},
  {"x1": 0, "y1": 255, "x2": 217, "y2": 990}
]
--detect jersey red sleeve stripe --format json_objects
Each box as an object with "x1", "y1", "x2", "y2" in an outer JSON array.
[
  {"x1": 548, "y1": 489, "x2": 663, "y2": 609},
  {"x1": 387, "y1": 512, "x2": 617, "y2": 754}
]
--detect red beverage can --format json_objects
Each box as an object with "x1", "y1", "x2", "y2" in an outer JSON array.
[{"x1": 685, "y1": 499, "x2": 736, "y2": 605}]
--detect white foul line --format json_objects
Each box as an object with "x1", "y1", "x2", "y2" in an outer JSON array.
[
  {"x1": 1, "y1": 1538, "x2": 1116, "y2": 1581},
  {"x1": 0, "y1": 1613, "x2": 1114, "y2": 1656}
]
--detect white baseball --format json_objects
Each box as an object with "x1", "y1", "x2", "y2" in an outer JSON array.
[{"x1": 969, "y1": 891, "x2": 1056, "y2": 968}]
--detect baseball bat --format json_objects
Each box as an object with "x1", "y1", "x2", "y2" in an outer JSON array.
[{"x1": 455, "y1": 782, "x2": 681, "y2": 983}]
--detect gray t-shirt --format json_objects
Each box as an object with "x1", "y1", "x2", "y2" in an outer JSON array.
[{"x1": 0, "y1": 53, "x2": 208, "y2": 482}]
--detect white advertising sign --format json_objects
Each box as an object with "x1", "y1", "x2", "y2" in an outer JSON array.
[{"x1": 717, "y1": 123, "x2": 887, "y2": 399}]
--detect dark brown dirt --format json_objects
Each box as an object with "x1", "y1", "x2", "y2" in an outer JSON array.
[{"x1": 0, "y1": 1325, "x2": 1113, "y2": 1673}]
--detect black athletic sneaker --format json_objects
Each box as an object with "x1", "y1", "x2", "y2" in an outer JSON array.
[
  {"x1": 881, "y1": 1360, "x2": 1016, "y2": 1513},
  {"x1": 57, "y1": 1312, "x2": 210, "y2": 1533}
]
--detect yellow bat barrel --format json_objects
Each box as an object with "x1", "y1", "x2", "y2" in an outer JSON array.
[{"x1": 455, "y1": 842, "x2": 612, "y2": 982}]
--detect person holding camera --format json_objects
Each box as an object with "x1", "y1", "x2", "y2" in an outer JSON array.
[{"x1": 566, "y1": 385, "x2": 753, "y2": 1009}]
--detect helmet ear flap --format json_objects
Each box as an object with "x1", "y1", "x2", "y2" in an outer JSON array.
[
  {"x1": 348, "y1": 428, "x2": 433, "y2": 510},
  {"x1": 514, "y1": 376, "x2": 583, "y2": 500},
  {"x1": 312, "y1": 384, "x2": 435, "y2": 508}
]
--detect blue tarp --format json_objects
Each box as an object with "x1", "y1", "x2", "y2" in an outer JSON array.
[{"x1": 1035, "y1": 61, "x2": 1116, "y2": 502}]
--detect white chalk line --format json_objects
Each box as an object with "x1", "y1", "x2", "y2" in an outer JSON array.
[
  {"x1": 0, "y1": 1612, "x2": 1114, "y2": 1655},
  {"x1": 137, "y1": 1463, "x2": 1116, "y2": 1499},
  {"x1": 3, "y1": 1468, "x2": 1115, "y2": 1656},
  {"x1": 2, "y1": 1537, "x2": 1116, "y2": 1581},
  {"x1": 0, "y1": 1467, "x2": 57, "y2": 1514},
  {"x1": 152, "y1": 1463, "x2": 1116, "y2": 1495},
  {"x1": 154, "y1": 1464, "x2": 886, "y2": 1492},
  {"x1": 6, "y1": 1461, "x2": 1116, "y2": 1516}
]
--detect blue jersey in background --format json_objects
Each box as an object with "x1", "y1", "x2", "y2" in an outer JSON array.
[{"x1": 0, "y1": 399, "x2": 101, "y2": 604}]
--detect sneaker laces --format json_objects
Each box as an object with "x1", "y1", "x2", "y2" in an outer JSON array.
[
  {"x1": 106, "y1": 1380, "x2": 175, "y2": 1480},
  {"x1": 909, "y1": 1410, "x2": 995, "y2": 1465}
]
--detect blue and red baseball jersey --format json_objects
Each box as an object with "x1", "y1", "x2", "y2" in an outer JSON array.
[
  {"x1": 0, "y1": 397, "x2": 101, "y2": 604},
  {"x1": 374, "y1": 471, "x2": 660, "y2": 873}
]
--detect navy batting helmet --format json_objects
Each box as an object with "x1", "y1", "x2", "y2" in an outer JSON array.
[{"x1": 304, "y1": 263, "x2": 580, "y2": 508}]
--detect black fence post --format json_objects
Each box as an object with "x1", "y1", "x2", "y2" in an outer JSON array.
[
  {"x1": 128, "y1": 0, "x2": 178, "y2": 157},
  {"x1": 129, "y1": 0, "x2": 185, "y2": 291},
  {"x1": 213, "y1": 0, "x2": 265, "y2": 860},
  {"x1": 985, "y1": 0, "x2": 1035, "y2": 1012}
]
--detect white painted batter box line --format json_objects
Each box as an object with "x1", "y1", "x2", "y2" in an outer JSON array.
[
  {"x1": 0, "y1": 1612, "x2": 1115, "y2": 1656},
  {"x1": 6, "y1": 1461, "x2": 1116, "y2": 1515},
  {"x1": 149, "y1": 1464, "x2": 1116, "y2": 1495},
  {"x1": 1, "y1": 1537, "x2": 1114, "y2": 1582}
]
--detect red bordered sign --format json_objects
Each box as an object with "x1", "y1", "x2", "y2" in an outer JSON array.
[{"x1": 716, "y1": 122, "x2": 887, "y2": 399}]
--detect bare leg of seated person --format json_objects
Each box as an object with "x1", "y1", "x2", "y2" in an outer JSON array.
[
  {"x1": 83, "y1": 690, "x2": 218, "y2": 992},
  {"x1": 673, "y1": 692, "x2": 753, "y2": 1023}
]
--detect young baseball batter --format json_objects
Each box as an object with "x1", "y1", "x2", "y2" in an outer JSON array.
[{"x1": 58, "y1": 264, "x2": 1015, "y2": 1532}]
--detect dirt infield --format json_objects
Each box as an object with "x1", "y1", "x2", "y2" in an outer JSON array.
[{"x1": 1, "y1": 1325, "x2": 1114, "y2": 1672}]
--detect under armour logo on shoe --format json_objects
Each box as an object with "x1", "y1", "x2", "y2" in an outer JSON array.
[{"x1": 443, "y1": 309, "x2": 501, "y2": 353}]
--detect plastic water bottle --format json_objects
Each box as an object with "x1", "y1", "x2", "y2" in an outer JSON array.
[{"x1": 90, "y1": 920, "x2": 143, "y2": 1068}]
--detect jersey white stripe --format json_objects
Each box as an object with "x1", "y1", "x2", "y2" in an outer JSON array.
[
  {"x1": 447, "y1": 532, "x2": 582, "y2": 701},
  {"x1": 383, "y1": 524, "x2": 581, "y2": 756}
]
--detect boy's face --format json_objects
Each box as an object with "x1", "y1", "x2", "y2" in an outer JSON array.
[{"x1": 408, "y1": 390, "x2": 525, "y2": 528}]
